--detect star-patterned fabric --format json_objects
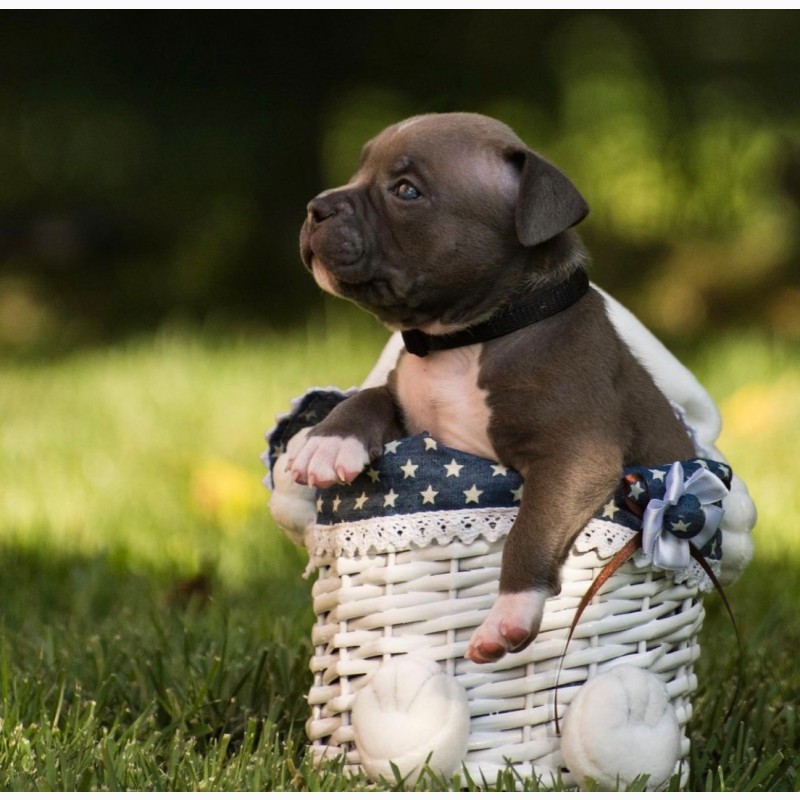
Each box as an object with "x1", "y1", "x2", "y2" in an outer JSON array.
[
  {"x1": 266, "y1": 389, "x2": 731, "y2": 563},
  {"x1": 313, "y1": 433, "x2": 523, "y2": 525}
]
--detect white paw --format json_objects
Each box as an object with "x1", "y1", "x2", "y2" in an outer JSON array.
[
  {"x1": 286, "y1": 432, "x2": 369, "y2": 488},
  {"x1": 465, "y1": 590, "x2": 547, "y2": 664}
]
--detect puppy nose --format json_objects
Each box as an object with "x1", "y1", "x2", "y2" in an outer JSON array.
[
  {"x1": 307, "y1": 192, "x2": 352, "y2": 224},
  {"x1": 307, "y1": 196, "x2": 335, "y2": 224}
]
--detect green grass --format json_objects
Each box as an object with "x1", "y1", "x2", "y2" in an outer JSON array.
[{"x1": 0, "y1": 319, "x2": 798, "y2": 790}]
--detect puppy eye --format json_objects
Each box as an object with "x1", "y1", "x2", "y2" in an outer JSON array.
[{"x1": 392, "y1": 181, "x2": 422, "y2": 201}]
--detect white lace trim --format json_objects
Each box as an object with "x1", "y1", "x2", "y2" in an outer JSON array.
[
  {"x1": 575, "y1": 519, "x2": 719, "y2": 592},
  {"x1": 307, "y1": 507, "x2": 517, "y2": 560},
  {"x1": 307, "y1": 509, "x2": 719, "y2": 592}
]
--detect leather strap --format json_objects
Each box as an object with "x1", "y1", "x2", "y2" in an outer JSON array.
[{"x1": 553, "y1": 532, "x2": 742, "y2": 735}]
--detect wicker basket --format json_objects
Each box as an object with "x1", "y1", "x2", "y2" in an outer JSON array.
[
  {"x1": 265, "y1": 393, "x2": 731, "y2": 787},
  {"x1": 305, "y1": 533, "x2": 703, "y2": 788}
]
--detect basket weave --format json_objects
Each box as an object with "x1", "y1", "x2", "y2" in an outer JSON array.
[
  {"x1": 265, "y1": 391, "x2": 717, "y2": 786},
  {"x1": 305, "y1": 532, "x2": 703, "y2": 787}
]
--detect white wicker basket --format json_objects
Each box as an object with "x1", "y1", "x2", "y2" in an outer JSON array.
[
  {"x1": 305, "y1": 531, "x2": 703, "y2": 788},
  {"x1": 265, "y1": 393, "x2": 730, "y2": 787}
]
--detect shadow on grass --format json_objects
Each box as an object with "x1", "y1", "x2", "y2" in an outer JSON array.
[{"x1": 0, "y1": 539, "x2": 315, "y2": 772}]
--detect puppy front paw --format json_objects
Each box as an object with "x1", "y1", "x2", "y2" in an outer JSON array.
[
  {"x1": 465, "y1": 590, "x2": 548, "y2": 664},
  {"x1": 286, "y1": 432, "x2": 369, "y2": 488}
]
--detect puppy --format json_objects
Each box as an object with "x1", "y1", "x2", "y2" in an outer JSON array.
[{"x1": 288, "y1": 113, "x2": 694, "y2": 663}]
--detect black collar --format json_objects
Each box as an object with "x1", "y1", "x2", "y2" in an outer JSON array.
[{"x1": 402, "y1": 268, "x2": 590, "y2": 357}]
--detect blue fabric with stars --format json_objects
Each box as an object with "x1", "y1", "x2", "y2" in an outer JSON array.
[
  {"x1": 266, "y1": 389, "x2": 732, "y2": 560},
  {"x1": 314, "y1": 433, "x2": 523, "y2": 524}
]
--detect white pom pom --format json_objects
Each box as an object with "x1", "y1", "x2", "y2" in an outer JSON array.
[
  {"x1": 268, "y1": 431, "x2": 316, "y2": 546},
  {"x1": 717, "y1": 475, "x2": 757, "y2": 585},
  {"x1": 718, "y1": 529, "x2": 755, "y2": 585},
  {"x1": 561, "y1": 665, "x2": 681, "y2": 790},
  {"x1": 352, "y1": 655, "x2": 470, "y2": 783},
  {"x1": 722, "y1": 475, "x2": 758, "y2": 534}
]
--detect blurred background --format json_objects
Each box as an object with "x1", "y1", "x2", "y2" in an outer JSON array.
[
  {"x1": 2, "y1": 9, "x2": 799, "y2": 585},
  {"x1": 0, "y1": 14, "x2": 799, "y2": 788},
  {"x1": 1, "y1": 10, "x2": 799, "y2": 352}
]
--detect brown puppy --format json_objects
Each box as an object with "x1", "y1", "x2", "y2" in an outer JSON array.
[{"x1": 288, "y1": 113, "x2": 694, "y2": 663}]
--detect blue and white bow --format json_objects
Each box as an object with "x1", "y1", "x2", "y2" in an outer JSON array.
[{"x1": 641, "y1": 461, "x2": 729, "y2": 571}]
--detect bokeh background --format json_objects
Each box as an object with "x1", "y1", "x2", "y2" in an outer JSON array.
[
  {"x1": 2, "y1": 10, "x2": 799, "y2": 350},
  {"x1": 0, "y1": 11, "x2": 799, "y2": 788}
]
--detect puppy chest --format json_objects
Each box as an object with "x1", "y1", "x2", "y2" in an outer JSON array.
[{"x1": 394, "y1": 346, "x2": 498, "y2": 461}]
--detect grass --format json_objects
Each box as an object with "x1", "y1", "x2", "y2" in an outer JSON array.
[{"x1": 0, "y1": 316, "x2": 798, "y2": 790}]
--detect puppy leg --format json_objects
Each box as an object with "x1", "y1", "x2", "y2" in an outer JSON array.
[
  {"x1": 466, "y1": 590, "x2": 548, "y2": 664},
  {"x1": 466, "y1": 447, "x2": 622, "y2": 663},
  {"x1": 288, "y1": 385, "x2": 403, "y2": 488}
]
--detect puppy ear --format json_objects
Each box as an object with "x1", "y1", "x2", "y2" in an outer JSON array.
[{"x1": 512, "y1": 149, "x2": 589, "y2": 247}]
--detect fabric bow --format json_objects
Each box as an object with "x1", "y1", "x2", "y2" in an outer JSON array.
[{"x1": 641, "y1": 461, "x2": 729, "y2": 571}]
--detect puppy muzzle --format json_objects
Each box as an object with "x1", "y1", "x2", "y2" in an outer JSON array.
[{"x1": 302, "y1": 191, "x2": 368, "y2": 279}]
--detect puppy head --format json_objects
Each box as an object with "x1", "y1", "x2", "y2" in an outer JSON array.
[{"x1": 300, "y1": 112, "x2": 588, "y2": 331}]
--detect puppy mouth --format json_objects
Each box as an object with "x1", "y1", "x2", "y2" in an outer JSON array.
[
  {"x1": 311, "y1": 258, "x2": 426, "y2": 326},
  {"x1": 300, "y1": 239, "x2": 314, "y2": 271},
  {"x1": 301, "y1": 229, "x2": 434, "y2": 328},
  {"x1": 311, "y1": 255, "x2": 372, "y2": 290},
  {"x1": 309, "y1": 257, "x2": 344, "y2": 298},
  {"x1": 335, "y1": 273, "x2": 373, "y2": 289}
]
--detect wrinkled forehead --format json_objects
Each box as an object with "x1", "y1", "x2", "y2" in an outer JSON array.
[{"x1": 358, "y1": 118, "x2": 519, "y2": 196}]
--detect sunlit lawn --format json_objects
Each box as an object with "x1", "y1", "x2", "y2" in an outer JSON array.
[{"x1": 0, "y1": 316, "x2": 798, "y2": 790}]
